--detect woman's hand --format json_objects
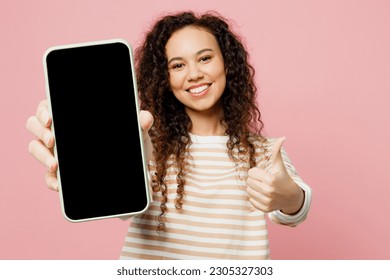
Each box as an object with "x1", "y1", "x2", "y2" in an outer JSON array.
[
  {"x1": 26, "y1": 100, "x2": 155, "y2": 192},
  {"x1": 246, "y1": 138, "x2": 304, "y2": 215},
  {"x1": 139, "y1": 110, "x2": 154, "y2": 164},
  {"x1": 26, "y1": 99, "x2": 58, "y2": 191}
]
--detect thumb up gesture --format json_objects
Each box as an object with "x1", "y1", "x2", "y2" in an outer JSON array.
[{"x1": 246, "y1": 137, "x2": 304, "y2": 214}]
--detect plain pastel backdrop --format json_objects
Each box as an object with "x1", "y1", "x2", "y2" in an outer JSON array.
[{"x1": 1, "y1": 0, "x2": 389, "y2": 259}]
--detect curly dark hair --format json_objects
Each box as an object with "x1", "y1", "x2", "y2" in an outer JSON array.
[{"x1": 135, "y1": 11, "x2": 265, "y2": 231}]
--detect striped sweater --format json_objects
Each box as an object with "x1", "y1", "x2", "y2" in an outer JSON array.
[{"x1": 120, "y1": 134, "x2": 311, "y2": 260}]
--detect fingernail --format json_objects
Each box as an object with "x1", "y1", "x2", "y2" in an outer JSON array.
[
  {"x1": 52, "y1": 182, "x2": 59, "y2": 192},
  {"x1": 43, "y1": 111, "x2": 50, "y2": 126},
  {"x1": 44, "y1": 133, "x2": 51, "y2": 146},
  {"x1": 46, "y1": 158, "x2": 55, "y2": 170}
]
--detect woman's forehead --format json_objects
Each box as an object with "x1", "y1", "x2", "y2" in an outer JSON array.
[{"x1": 165, "y1": 26, "x2": 221, "y2": 58}]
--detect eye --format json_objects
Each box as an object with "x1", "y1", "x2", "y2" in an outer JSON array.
[
  {"x1": 171, "y1": 63, "x2": 184, "y2": 70},
  {"x1": 199, "y1": 55, "x2": 212, "y2": 62}
]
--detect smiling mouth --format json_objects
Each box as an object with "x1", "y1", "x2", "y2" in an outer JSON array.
[{"x1": 187, "y1": 84, "x2": 211, "y2": 95}]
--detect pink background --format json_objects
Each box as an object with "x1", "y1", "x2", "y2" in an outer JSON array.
[{"x1": 1, "y1": 0, "x2": 390, "y2": 259}]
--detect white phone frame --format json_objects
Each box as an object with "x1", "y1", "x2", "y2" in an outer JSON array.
[{"x1": 43, "y1": 39, "x2": 150, "y2": 222}]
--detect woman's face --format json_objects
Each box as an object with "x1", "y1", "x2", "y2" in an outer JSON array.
[{"x1": 165, "y1": 26, "x2": 226, "y2": 116}]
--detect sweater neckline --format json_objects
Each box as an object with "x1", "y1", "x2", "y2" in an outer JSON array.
[{"x1": 189, "y1": 133, "x2": 229, "y2": 144}]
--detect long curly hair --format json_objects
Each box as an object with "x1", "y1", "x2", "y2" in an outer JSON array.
[{"x1": 135, "y1": 11, "x2": 265, "y2": 231}]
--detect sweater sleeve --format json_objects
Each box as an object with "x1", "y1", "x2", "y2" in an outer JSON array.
[{"x1": 267, "y1": 145, "x2": 312, "y2": 227}]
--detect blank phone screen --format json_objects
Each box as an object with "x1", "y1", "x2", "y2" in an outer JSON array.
[{"x1": 45, "y1": 41, "x2": 149, "y2": 221}]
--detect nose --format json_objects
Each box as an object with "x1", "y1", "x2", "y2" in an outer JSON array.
[{"x1": 186, "y1": 62, "x2": 203, "y2": 81}]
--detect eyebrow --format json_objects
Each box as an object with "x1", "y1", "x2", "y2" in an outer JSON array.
[{"x1": 167, "y1": 48, "x2": 214, "y2": 65}]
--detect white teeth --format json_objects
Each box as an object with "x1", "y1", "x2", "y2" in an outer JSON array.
[{"x1": 188, "y1": 84, "x2": 209, "y2": 94}]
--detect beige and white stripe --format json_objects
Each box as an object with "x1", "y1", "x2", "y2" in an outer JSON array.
[{"x1": 120, "y1": 134, "x2": 311, "y2": 260}]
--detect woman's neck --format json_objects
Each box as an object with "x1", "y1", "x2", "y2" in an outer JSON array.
[{"x1": 186, "y1": 107, "x2": 226, "y2": 136}]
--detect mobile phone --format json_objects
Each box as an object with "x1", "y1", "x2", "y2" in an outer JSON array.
[{"x1": 43, "y1": 39, "x2": 150, "y2": 222}]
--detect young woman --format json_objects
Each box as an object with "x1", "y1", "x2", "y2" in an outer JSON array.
[{"x1": 26, "y1": 11, "x2": 311, "y2": 260}]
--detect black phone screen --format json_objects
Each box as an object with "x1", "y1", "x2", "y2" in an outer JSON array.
[{"x1": 44, "y1": 40, "x2": 149, "y2": 222}]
